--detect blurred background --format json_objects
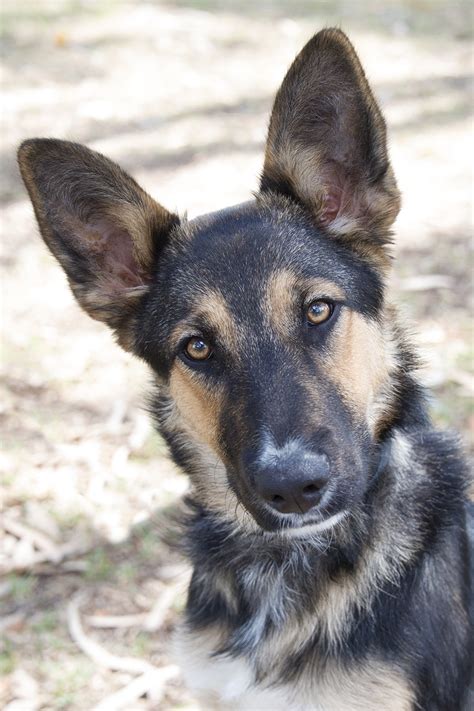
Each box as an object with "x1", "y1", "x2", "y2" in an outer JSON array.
[{"x1": 1, "y1": 1, "x2": 472, "y2": 708}]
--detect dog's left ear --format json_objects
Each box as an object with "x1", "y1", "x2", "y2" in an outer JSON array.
[{"x1": 260, "y1": 28, "x2": 400, "y2": 240}]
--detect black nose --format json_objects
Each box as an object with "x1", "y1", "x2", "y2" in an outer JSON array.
[{"x1": 253, "y1": 448, "x2": 330, "y2": 515}]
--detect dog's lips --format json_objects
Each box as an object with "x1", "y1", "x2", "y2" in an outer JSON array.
[
  {"x1": 244, "y1": 497, "x2": 348, "y2": 534},
  {"x1": 274, "y1": 510, "x2": 349, "y2": 537}
]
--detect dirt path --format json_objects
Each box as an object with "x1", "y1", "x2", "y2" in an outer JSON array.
[{"x1": 1, "y1": 2, "x2": 472, "y2": 708}]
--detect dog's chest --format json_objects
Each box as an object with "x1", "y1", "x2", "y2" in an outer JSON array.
[{"x1": 176, "y1": 628, "x2": 414, "y2": 711}]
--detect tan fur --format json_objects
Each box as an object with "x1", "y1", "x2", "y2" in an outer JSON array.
[
  {"x1": 264, "y1": 268, "x2": 299, "y2": 340},
  {"x1": 265, "y1": 270, "x2": 345, "y2": 340},
  {"x1": 104, "y1": 197, "x2": 170, "y2": 272},
  {"x1": 171, "y1": 290, "x2": 240, "y2": 355},
  {"x1": 322, "y1": 309, "x2": 393, "y2": 433},
  {"x1": 264, "y1": 142, "x2": 327, "y2": 219},
  {"x1": 158, "y1": 390, "x2": 256, "y2": 529},
  {"x1": 167, "y1": 290, "x2": 242, "y2": 467},
  {"x1": 198, "y1": 290, "x2": 240, "y2": 354},
  {"x1": 302, "y1": 277, "x2": 346, "y2": 303},
  {"x1": 169, "y1": 361, "x2": 223, "y2": 451},
  {"x1": 270, "y1": 142, "x2": 399, "y2": 242}
]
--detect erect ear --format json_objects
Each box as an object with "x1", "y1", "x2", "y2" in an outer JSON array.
[
  {"x1": 18, "y1": 139, "x2": 179, "y2": 350},
  {"x1": 260, "y1": 28, "x2": 400, "y2": 242}
]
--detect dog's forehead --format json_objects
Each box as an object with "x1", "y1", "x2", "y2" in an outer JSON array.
[
  {"x1": 173, "y1": 199, "x2": 350, "y2": 297},
  {"x1": 159, "y1": 198, "x2": 382, "y2": 323}
]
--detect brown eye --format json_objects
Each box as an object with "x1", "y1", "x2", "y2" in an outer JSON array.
[
  {"x1": 306, "y1": 300, "x2": 333, "y2": 325},
  {"x1": 184, "y1": 336, "x2": 212, "y2": 361}
]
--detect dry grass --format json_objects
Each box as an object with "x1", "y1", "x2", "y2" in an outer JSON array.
[{"x1": 1, "y1": 1, "x2": 473, "y2": 708}]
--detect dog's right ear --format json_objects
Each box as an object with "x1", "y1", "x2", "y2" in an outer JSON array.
[{"x1": 18, "y1": 139, "x2": 179, "y2": 350}]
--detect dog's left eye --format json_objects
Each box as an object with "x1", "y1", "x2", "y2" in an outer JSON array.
[
  {"x1": 183, "y1": 336, "x2": 213, "y2": 361},
  {"x1": 306, "y1": 300, "x2": 333, "y2": 325}
]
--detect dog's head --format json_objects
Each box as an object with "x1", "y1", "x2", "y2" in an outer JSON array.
[{"x1": 18, "y1": 29, "x2": 402, "y2": 535}]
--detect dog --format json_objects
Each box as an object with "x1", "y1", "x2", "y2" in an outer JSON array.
[{"x1": 18, "y1": 27, "x2": 472, "y2": 711}]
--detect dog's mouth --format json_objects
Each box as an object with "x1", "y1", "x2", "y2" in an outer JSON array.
[
  {"x1": 273, "y1": 510, "x2": 349, "y2": 537},
  {"x1": 240, "y1": 492, "x2": 350, "y2": 535}
]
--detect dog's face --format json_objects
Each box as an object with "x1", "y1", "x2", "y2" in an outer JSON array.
[
  {"x1": 18, "y1": 29, "x2": 401, "y2": 534},
  {"x1": 136, "y1": 201, "x2": 393, "y2": 532}
]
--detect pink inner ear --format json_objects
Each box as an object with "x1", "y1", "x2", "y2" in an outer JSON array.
[
  {"x1": 316, "y1": 162, "x2": 362, "y2": 228},
  {"x1": 82, "y1": 219, "x2": 150, "y2": 294},
  {"x1": 319, "y1": 189, "x2": 342, "y2": 226}
]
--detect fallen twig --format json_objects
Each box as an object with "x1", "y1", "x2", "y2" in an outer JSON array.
[
  {"x1": 85, "y1": 613, "x2": 147, "y2": 629},
  {"x1": 144, "y1": 585, "x2": 176, "y2": 631},
  {"x1": 67, "y1": 593, "x2": 156, "y2": 675},
  {"x1": 92, "y1": 667, "x2": 179, "y2": 711},
  {"x1": 449, "y1": 368, "x2": 474, "y2": 393},
  {"x1": 1, "y1": 515, "x2": 59, "y2": 558},
  {"x1": 67, "y1": 593, "x2": 179, "y2": 709},
  {"x1": 1, "y1": 538, "x2": 93, "y2": 574},
  {"x1": 397, "y1": 274, "x2": 453, "y2": 292},
  {"x1": 33, "y1": 559, "x2": 88, "y2": 576}
]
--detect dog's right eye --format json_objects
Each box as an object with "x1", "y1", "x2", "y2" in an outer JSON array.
[{"x1": 183, "y1": 336, "x2": 213, "y2": 362}]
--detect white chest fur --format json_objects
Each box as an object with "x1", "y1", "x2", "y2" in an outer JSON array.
[{"x1": 176, "y1": 628, "x2": 414, "y2": 711}]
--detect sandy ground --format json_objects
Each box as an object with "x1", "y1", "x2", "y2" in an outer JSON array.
[{"x1": 1, "y1": 1, "x2": 473, "y2": 709}]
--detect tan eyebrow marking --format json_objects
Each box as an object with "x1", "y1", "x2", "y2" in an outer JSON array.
[
  {"x1": 264, "y1": 269, "x2": 299, "y2": 340},
  {"x1": 170, "y1": 289, "x2": 240, "y2": 353},
  {"x1": 301, "y1": 277, "x2": 346, "y2": 302},
  {"x1": 265, "y1": 270, "x2": 346, "y2": 339}
]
